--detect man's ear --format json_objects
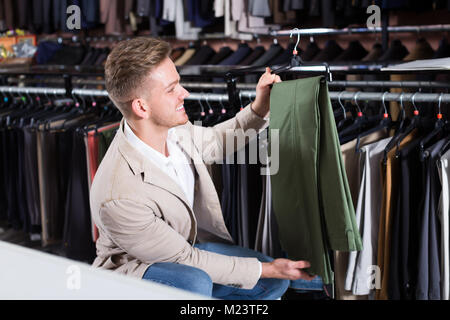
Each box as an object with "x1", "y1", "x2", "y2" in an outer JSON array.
[{"x1": 131, "y1": 98, "x2": 150, "y2": 119}]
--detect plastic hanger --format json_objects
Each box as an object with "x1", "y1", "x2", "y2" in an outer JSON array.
[
  {"x1": 202, "y1": 94, "x2": 217, "y2": 126},
  {"x1": 226, "y1": 28, "x2": 332, "y2": 82},
  {"x1": 197, "y1": 95, "x2": 206, "y2": 123},
  {"x1": 336, "y1": 91, "x2": 353, "y2": 130},
  {"x1": 271, "y1": 28, "x2": 302, "y2": 74},
  {"x1": 392, "y1": 92, "x2": 422, "y2": 157},
  {"x1": 215, "y1": 95, "x2": 230, "y2": 123},
  {"x1": 419, "y1": 93, "x2": 446, "y2": 159},
  {"x1": 338, "y1": 91, "x2": 367, "y2": 138},
  {"x1": 354, "y1": 92, "x2": 392, "y2": 153},
  {"x1": 396, "y1": 92, "x2": 407, "y2": 134}
]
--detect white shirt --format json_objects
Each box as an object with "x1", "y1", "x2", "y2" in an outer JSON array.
[{"x1": 123, "y1": 120, "x2": 195, "y2": 208}]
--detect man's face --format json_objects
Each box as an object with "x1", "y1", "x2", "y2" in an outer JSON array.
[{"x1": 140, "y1": 57, "x2": 190, "y2": 128}]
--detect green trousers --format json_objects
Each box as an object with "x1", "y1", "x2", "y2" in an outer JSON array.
[{"x1": 269, "y1": 76, "x2": 362, "y2": 284}]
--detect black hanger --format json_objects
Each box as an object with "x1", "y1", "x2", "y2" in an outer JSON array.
[
  {"x1": 378, "y1": 92, "x2": 408, "y2": 154},
  {"x1": 438, "y1": 134, "x2": 450, "y2": 158},
  {"x1": 271, "y1": 28, "x2": 332, "y2": 82},
  {"x1": 392, "y1": 92, "x2": 422, "y2": 157},
  {"x1": 354, "y1": 92, "x2": 392, "y2": 153},
  {"x1": 202, "y1": 94, "x2": 219, "y2": 127},
  {"x1": 197, "y1": 97, "x2": 207, "y2": 123},
  {"x1": 336, "y1": 91, "x2": 353, "y2": 131},
  {"x1": 338, "y1": 92, "x2": 367, "y2": 139},
  {"x1": 215, "y1": 95, "x2": 232, "y2": 123},
  {"x1": 271, "y1": 29, "x2": 302, "y2": 74},
  {"x1": 225, "y1": 28, "x2": 332, "y2": 110},
  {"x1": 419, "y1": 93, "x2": 446, "y2": 160}
]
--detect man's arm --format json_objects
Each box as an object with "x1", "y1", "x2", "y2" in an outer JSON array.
[{"x1": 185, "y1": 68, "x2": 280, "y2": 164}]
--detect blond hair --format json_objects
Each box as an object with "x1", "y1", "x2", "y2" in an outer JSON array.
[{"x1": 104, "y1": 37, "x2": 171, "y2": 117}]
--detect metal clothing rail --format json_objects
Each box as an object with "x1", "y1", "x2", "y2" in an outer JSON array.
[
  {"x1": 7, "y1": 77, "x2": 450, "y2": 90},
  {"x1": 328, "y1": 91, "x2": 450, "y2": 103},
  {"x1": 176, "y1": 90, "x2": 450, "y2": 104},
  {"x1": 271, "y1": 24, "x2": 450, "y2": 37},
  {"x1": 1, "y1": 86, "x2": 450, "y2": 104},
  {"x1": 0, "y1": 86, "x2": 66, "y2": 95},
  {"x1": 71, "y1": 88, "x2": 109, "y2": 97},
  {"x1": 180, "y1": 81, "x2": 450, "y2": 90},
  {"x1": 7, "y1": 77, "x2": 105, "y2": 86},
  {"x1": 328, "y1": 80, "x2": 450, "y2": 89}
]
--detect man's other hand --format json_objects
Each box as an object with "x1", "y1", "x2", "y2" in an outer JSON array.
[{"x1": 261, "y1": 258, "x2": 317, "y2": 281}]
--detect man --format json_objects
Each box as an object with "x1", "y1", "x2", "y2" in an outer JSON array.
[{"x1": 90, "y1": 37, "x2": 315, "y2": 300}]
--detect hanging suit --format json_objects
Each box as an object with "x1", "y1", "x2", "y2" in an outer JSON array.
[
  {"x1": 336, "y1": 130, "x2": 388, "y2": 300},
  {"x1": 376, "y1": 130, "x2": 418, "y2": 300}
]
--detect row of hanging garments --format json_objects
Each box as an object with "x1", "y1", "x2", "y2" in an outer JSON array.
[
  {"x1": 216, "y1": 80, "x2": 450, "y2": 299},
  {"x1": 0, "y1": 91, "x2": 121, "y2": 262},
  {"x1": 333, "y1": 92, "x2": 450, "y2": 300},
  {"x1": 4, "y1": 0, "x2": 450, "y2": 36},
  {"x1": 0, "y1": 83, "x2": 263, "y2": 263},
  {"x1": 30, "y1": 36, "x2": 450, "y2": 71},
  {"x1": 35, "y1": 40, "x2": 111, "y2": 66},
  {"x1": 170, "y1": 37, "x2": 450, "y2": 68}
]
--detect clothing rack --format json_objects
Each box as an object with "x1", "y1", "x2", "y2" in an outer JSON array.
[
  {"x1": 40, "y1": 32, "x2": 245, "y2": 46},
  {"x1": 271, "y1": 24, "x2": 450, "y2": 37},
  {"x1": 179, "y1": 81, "x2": 450, "y2": 90},
  {"x1": 1, "y1": 86, "x2": 450, "y2": 104},
  {"x1": 12, "y1": 78, "x2": 450, "y2": 90}
]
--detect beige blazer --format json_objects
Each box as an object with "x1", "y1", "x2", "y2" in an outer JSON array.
[{"x1": 90, "y1": 105, "x2": 269, "y2": 290}]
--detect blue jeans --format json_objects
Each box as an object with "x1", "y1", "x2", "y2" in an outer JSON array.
[{"x1": 142, "y1": 242, "x2": 290, "y2": 300}]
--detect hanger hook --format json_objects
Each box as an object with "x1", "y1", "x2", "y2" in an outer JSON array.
[
  {"x1": 238, "y1": 91, "x2": 244, "y2": 108},
  {"x1": 197, "y1": 94, "x2": 205, "y2": 113},
  {"x1": 204, "y1": 93, "x2": 213, "y2": 113},
  {"x1": 25, "y1": 88, "x2": 32, "y2": 104},
  {"x1": 247, "y1": 91, "x2": 253, "y2": 103},
  {"x1": 338, "y1": 91, "x2": 346, "y2": 120},
  {"x1": 354, "y1": 91, "x2": 362, "y2": 113},
  {"x1": 290, "y1": 28, "x2": 300, "y2": 54},
  {"x1": 399, "y1": 92, "x2": 405, "y2": 114},
  {"x1": 219, "y1": 95, "x2": 226, "y2": 113},
  {"x1": 438, "y1": 92, "x2": 443, "y2": 115},
  {"x1": 381, "y1": 91, "x2": 388, "y2": 114},
  {"x1": 411, "y1": 92, "x2": 418, "y2": 112}
]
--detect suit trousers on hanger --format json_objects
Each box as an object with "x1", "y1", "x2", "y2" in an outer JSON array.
[
  {"x1": 269, "y1": 76, "x2": 362, "y2": 285},
  {"x1": 63, "y1": 131, "x2": 96, "y2": 263},
  {"x1": 23, "y1": 126, "x2": 41, "y2": 231}
]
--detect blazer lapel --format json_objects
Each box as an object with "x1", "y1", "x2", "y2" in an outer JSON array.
[{"x1": 116, "y1": 120, "x2": 193, "y2": 211}]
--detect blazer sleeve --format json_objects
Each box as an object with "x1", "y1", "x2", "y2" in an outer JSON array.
[
  {"x1": 99, "y1": 199, "x2": 262, "y2": 290},
  {"x1": 189, "y1": 103, "x2": 270, "y2": 164}
]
